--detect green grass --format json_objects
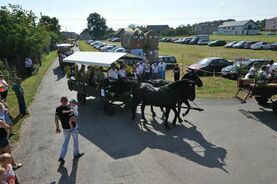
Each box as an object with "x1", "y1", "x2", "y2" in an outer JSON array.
[
  {"x1": 210, "y1": 34, "x2": 277, "y2": 43},
  {"x1": 159, "y1": 42, "x2": 277, "y2": 98},
  {"x1": 7, "y1": 51, "x2": 57, "y2": 143},
  {"x1": 79, "y1": 40, "x2": 98, "y2": 51}
]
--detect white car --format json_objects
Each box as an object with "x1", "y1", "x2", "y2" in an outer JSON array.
[
  {"x1": 251, "y1": 42, "x2": 271, "y2": 50},
  {"x1": 113, "y1": 48, "x2": 126, "y2": 53}
]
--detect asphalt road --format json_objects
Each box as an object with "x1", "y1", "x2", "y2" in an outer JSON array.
[{"x1": 14, "y1": 56, "x2": 277, "y2": 184}]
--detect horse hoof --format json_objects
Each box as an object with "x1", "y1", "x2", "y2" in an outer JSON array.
[
  {"x1": 178, "y1": 118, "x2": 183, "y2": 123},
  {"x1": 165, "y1": 124, "x2": 170, "y2": 129},
  {"x1": 172, "y1": 123, "x2": 176, "y2": 127}
]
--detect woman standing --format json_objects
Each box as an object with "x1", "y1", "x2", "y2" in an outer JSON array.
[{"x1": 173, "y1": 64, "x2": 180, "y2": 81}]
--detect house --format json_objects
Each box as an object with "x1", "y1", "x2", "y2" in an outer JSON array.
[
  {"x1": 218, "y1": 20, "x2": 260, "y2": 35},
  {"x1": 265, "y1": 17, "x2": 277, "y2": 32},
  {"x1": 195, "y1": 23, "x2": 217, "y2": 35},
  {"x1": 146, "y1": 25, "x2": 169, "y2": 34}
]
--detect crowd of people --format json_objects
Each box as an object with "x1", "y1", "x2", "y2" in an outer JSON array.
[
  {"x1": 0, "y1": 74, "x2": 28, "y2": 183},
  {"x1": 244, "y1": 60, "x2": 276, "y2": 85}
]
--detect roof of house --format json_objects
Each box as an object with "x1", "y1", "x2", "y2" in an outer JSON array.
[
  {"x1": 268, "y1": 17, "x2": 277, "y2": 20},
  {"x1": 146, "y1": 25, "x2": 169, "y2": 32},
  {"x1": 218, "y1": 20, "x2": 254, "y2": 28}
]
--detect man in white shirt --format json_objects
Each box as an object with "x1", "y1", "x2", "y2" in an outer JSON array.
[
  {"x1": 118, "y1": 65, "x2": 127, "y2": 80},
  {"x1": 25, "y1": 57, "x2": 33, "y2": 76},
  {"x1": 108, "y1": 63, "x2": 119, "y2": 82},
  {"x1": 158, "y1": 60, "x2": 167, "y2": 79},
  {"x1": 151, "y1": 63, "x2": 159, "y2": 79}
]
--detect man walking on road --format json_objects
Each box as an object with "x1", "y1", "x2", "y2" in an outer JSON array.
[{"x1": 55, "y1": 96, "x2": 84, "y2": 165}]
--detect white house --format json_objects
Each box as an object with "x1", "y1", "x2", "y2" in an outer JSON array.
[
  {"x1": 218, "y1": 20, "x2": 260, "y2": 35},
  {"x1": 265, "y1": 17, "x2": 277, "y2": 32}
]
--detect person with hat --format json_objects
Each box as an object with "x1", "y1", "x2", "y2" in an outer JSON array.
[{"x1": 55, "y1": 96, "x2": 84, "y2": 165}]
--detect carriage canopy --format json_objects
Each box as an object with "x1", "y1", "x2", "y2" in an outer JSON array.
[{"x1": 63, "y1": 51, "x2": 142, "y2": 67}]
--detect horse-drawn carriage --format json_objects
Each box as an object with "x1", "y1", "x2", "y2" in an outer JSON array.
[
  {"x1": 63, "y1": 51, "x2": 143, "y2": 116},
  {"x1": 235, "y1": 76, "x2": 277, "y2": 113}
]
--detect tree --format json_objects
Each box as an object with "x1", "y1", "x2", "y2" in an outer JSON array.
[
  {"x1": 87, "y1": 13, "x2": 107, "y2": 39},
  {"x1": 38, "y1": 15, "x2": 61, "y2": 48}
]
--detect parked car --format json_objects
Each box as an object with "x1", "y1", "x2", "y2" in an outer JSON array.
[
  {"x1": 208, "y1": 40, "x2": 226, "y2": 46},
  {"x1": 183, "y1": 37, "x2": 192, "y2": 44},
  {"x1": 270, "y1": 42, "x2": 277, "y2": 51},
  {"x1": 113, "y1": 47, "x2": 127, "y2": 53},
  {"x1": 111, "y1": 38, "x2": 120, "y2": 42},
  {"x1": 101, "y1": 45, "x2": 116, "y2": 52},
  {"x1": 158, "y1": 56, "x2": 177, "y2": 69},
  {"x1": 197, "y1": 39, "x2": 209, "y2": 45},
  {"x1": 251, "y1": 42, "x2": 271, "y2": 50},
  {"x1": 244, "y1": 41, "x2": 257, "y2": 49},
  {"x1": 224, "y1": 41, "x2": 238, "y2": 48},
  {"x1": 221, "y1": 59, "x2": 273, "y2": 79},
  {"x1": 188, "y1": 57, "x2": 232, "y2": 75},
  {"x1": 232, "y1": 41, "x2": 247, "y2": 49},
  {"x1": 190, "y1": 37, "x2": 199, "y2": 45}
]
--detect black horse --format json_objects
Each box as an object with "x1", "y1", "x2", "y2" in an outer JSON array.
[
  {"x1": 147, "y1": 71, "x2": 203, "y2": 121},
  {"x1": 131, "y1": 79, "x2": 196, "y2": 128}
]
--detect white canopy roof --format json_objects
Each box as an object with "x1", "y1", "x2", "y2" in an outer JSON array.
[
  {"x1": 63, "y1": 51, "x2": 128, "y2": 66},
  {"x1": 56, "y1": 43, "x2": 73, "y2": 47}
]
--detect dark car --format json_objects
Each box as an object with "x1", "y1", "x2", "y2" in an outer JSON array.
[
  {"x1": 221, "y1": 59, "x2": 274, "y2": 79},
  {"x1": 232, "y1": 41, "x2": 247, "y2": 49},
  {"x1": 224, "y1": 41, "x2": 238, "y2": 48},
  {"x1": 270, "y1": 42, "x2": 277, "y2": 51},
  {"x1": 244, "y1": 41, "x2": 257, "y2": 49},
  {"x1": 158, "y1": 56, "x2": 177, "y2": 69},
  {"x1": 188, "y1": 57, "x2": 232, "y2": 75},
  {"x1": 208, "y1": 40, "x2": 226, "y2": 46},
  {"x1": 190, "y1": 37, "x2": 199, "y2": 45},
  {"x1": 183, "y1": 37, "x2": 192, "y2": 44}
]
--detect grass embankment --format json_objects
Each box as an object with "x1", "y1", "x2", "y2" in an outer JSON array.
[
  {"x1": 7, "y1": 51, "x2": 57, "y2": 143},
  {"x1": 79, "y1": 40, "x2": 98, "y2": 51}
]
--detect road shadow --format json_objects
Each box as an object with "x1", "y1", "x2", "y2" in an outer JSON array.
[
  {"x1": 53, "y1": 67, "x2": 65, "y2": 81},
  {"x1": 249, "y1": 109, "x2": 277, "y2": 131},
  {"x1": 56, "y1": 160, "x2": 79, "y2": 184},
  {"x1": 77, "y1": 99, "x2": 228, "y2": 172}
]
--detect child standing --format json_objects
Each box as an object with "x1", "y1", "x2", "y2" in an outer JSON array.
[{"x1": 68, "y1": 99, "x2": 79, "y2": 130}]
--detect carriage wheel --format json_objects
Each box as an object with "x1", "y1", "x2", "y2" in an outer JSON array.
[
  {"x1": 272, "y1": 101, "x2": 277, "y2": 113},
  {"x1": 255, "y1": 96, "x2": 269, "y2": 104},
  {"x1": 77, "y1": 92, "x2": 86, "y2": 104},
  {"x1": 103, "y1": 103, "x2": 115, "y2": 116}
]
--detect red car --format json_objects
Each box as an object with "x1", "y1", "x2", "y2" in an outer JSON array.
[{"x1": 188, "y1": 57, "x2": 232, "y2": 75}]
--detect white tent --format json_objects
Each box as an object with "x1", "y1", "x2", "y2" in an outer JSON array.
[
  {"x1": 56, "y1": 43, "x2": 73, "y2": 47},
  {"x1": 63, "y1": 51, "x2": 129, "y2": 67}
]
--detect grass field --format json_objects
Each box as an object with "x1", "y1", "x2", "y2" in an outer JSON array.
[
  {"x1": 7, "y1": 51, "x2": 57, "y2": 143},
  {"x1": 79, "y1": 40, "x2": 98, "y2": 51},
  {"x1": 83, "y1": 39, "x2": 277, "y2": 98},
  {"x1": 210, "y1": 34, "x2": 277, "y2": 43}
]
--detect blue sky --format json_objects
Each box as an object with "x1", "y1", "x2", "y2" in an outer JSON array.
[{"x1": 1, "y1": 0, "x2": 277, "y2": 33}]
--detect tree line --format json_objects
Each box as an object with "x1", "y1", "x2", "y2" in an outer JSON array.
[{"x1": 0, "y1": 4, "x2": 61, "y2": 78}]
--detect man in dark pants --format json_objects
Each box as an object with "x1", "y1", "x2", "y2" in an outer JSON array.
[
  {"x1": 55, "y1": 96, "x2": 84, "y2": 165},
  {"x1": 12, "y1": 78, "x2": 26, "y2": 116}
]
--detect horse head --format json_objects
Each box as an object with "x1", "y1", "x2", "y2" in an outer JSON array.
[
  {"x1": 182, "y1": 70, "x2": 203, "y2": 87},
  {"x1": 168, "y1": 79, "x2": 196, "y2": 101}
]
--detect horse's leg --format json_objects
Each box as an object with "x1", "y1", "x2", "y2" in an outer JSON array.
[
  {"x1": 182, "y1": 100, "x2": 191, "y2": 117},
  {"x1": 151, "y1": 105, "x2": 156, "y2": 117},
  {"x1": 171, "y1": 107, "x2": 179, "y2": 127},
  {"x1": 141, "y1": 103, "x2": 147, "y2": 122},
  {"x1": 177, "y1": 101, "x2": 183, "y2": 123},
  {"x1": 131, "y1": 100, "x2": 139, "y2": 120},
  {"x1": 164, "y1": 107, "x2": 171, "y2": 129}
]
